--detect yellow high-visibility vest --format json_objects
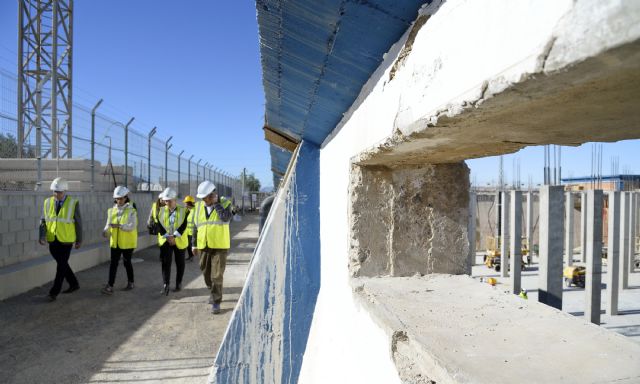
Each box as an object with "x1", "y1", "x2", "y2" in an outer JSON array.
[
  {"x1": 158, "y1": 205, "x2": 188, "y2": 249},
  {"x1": 43, "y1": 196, "x2": 78, "y2": 243},
  {"x1": 186, "y1": 209, "x2": 194, "y2": 236},
  {"x1": 192, "y1": 199, "x2": 231, "y2": 249},
  {"x1": 108, "y1": 206, "x2": 138, "y2": 249}
]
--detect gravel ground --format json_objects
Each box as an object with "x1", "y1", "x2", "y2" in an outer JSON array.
[{"x1": 0, "y1": 213, "x2": 259, "y2": 384}]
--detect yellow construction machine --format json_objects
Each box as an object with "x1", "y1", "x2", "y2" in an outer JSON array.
[
  {"x1": 563, "y1": 266, "x2": 586, "y2": 288},
  {"x1": 484, "y1": 236, "x2": 527, "y2": 272}
]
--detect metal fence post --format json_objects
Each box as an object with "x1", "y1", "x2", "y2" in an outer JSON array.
[
  {"x1": 177, "y1": 150, "x2": 184, "y2": 196},
  {"x1": 124, "y1": 117, "x2": 135, "y2": 188},
  {"x1": 197, "y1": 159, "x2": 202, "y2": 186},
  {"x1": 90, "y1": 99, "x2": 103, "y2": 192},
  {"x1": 188, "y1": 155, "x2": 194, "y2": 194},
  {"x1": 147, "y1": 127, "x2": 157, "y2": 191},
  {"x1": 165, "y1": 136, "x2": 173, "y2": 188}
]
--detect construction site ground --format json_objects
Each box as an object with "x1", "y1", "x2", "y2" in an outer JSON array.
[
  {"x1": 0, "y1": 213, "x2": 259, "y2": 384},
  {"x1": 472, "y1": 252, "x2": 640, "y2": 344}
]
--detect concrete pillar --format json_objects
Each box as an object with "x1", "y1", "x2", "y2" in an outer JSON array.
[
  {"x1": 538, "y1": 185, "x2": 564, "y2": 310},
  {"x1": 629, "y1": 192, "x2": 637, "y2": 274},
  {"x1": 510, "y1": 190, "x2": 522, "y2": 294},
  {"x1": 526, "y1": 192, "x2": 533, "y2": 265},
  {"x1": 606, "y1": 191, "x2": 620, "y2": 316},
  {"x1": 585, "y1": 190, "x2": 603, "y2": 325},
  {"x1": 620, "y1": 192, "x2": 630, "y2": 290},
  {"x1": 500, "y1": 191, "x2": 510, "y2": 278},
  {"x1": 565, "y1": 192, "x2": 575, "y2": 266},
  {"x1": 581, "y1": 191, "x2": 587, "y2": 263},
  {"x1": 468, "y1": 192, "x2": 477, "y2": 269}
]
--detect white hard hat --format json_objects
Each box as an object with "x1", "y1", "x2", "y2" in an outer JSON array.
[
  {"x1": 160, "y1": 187, "x2": 177, "y2": 201},
  {"x1": 113, "y1": 186, "x2": 129, "y2": 198},
  {"x1": 50, "y1": 177, "x2": 68, "y2": 192},
  {"x1": 196, "y1": 180, "x2": 216, "y2": 198}
]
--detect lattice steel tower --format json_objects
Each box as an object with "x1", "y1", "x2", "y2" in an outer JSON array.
[{"x1": 17, "y1": 0, "x2": 73, "y2": 158}]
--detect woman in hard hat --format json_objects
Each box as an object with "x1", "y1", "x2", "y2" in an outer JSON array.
[
  {"x1": 183, "y1": 195, "x2": 195, "y2": 261},
  {"x1": 101, "y1": 186, "x2": 138, "y2": 295},
  {"x1": 157, "y1": 188, "x2": 189, "y2": 295}
]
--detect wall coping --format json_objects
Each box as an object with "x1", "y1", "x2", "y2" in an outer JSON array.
[{"x1": 354, "y1": 274, "x2": 640, "y2": 383}]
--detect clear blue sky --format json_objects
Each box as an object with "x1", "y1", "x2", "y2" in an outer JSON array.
[{"x1": 1, "y1": 1, "x2": 638, "y2": 189}]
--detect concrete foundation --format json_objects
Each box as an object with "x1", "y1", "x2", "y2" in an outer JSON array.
[
  {"x1": 585, "y1": 190, "x2": 604, "y2": 325},
  {"x1": 509, "y1": 190, "x2": 522, "y2": 294},
  {"x1": 606, "y1": 191, "x2": 620, "y2": 316},
  {"x1": 500, "y1": 191, "x2": 510, "y2": 278},
  {"x1": 565, "y1": 192, "x2": 575, "y2": 266},
  {"x1": 538, "y1": 185, "x2": 564, "y2": 310}
]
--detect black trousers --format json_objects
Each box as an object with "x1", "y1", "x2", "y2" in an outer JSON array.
[
  {"x1": 49, "y1": 240, "x2": 78, "y2": 296},
  {"x1": 160, "y1": 243, "x2": 185, "y2": 287},
  {"x1": 108, "y1": 248, "x2": 134, "y2": 286}
]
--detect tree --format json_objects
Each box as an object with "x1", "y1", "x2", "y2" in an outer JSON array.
[
  {"x1": 243, "y1": 171, "x2": 261, "y2": 192},
  {"x1": 0, "y1": 133, "x2": 35, "y2": 158}
]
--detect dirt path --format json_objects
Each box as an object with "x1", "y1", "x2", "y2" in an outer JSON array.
[{"x1": 0, "y1": 213, "x2": 259, "y2": 384}]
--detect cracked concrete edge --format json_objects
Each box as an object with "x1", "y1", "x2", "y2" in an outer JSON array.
[
  {"x1": 347, "y1": 1, "x2": 640, "y2": 166},
  {"x1": 351, "y1": 276, "x2": 468, "y2": 384}
]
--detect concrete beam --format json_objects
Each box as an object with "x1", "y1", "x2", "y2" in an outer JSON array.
[
  {"x1": 538, "y1": 185, "x2": 564, "y2": 310},
  {"x1": 606, "y1": 191, "x2": 620, "y2": 316},
  {"x1": 565, "y1": 192, "x2": 575, "y2": 266},
  {"x1": 510, "y1": 190, "x2": 522, "y2": 294},
  {"x1": 585, "y1": 190, "x2": 603, "y2": 325},
  {"x1": 500, "y1": 191, "x2": 510, "y2": 278}
]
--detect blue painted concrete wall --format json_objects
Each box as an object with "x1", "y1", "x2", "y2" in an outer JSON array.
[{"x1": 210, "y1": 141, "x2": 320, "y2": 384}]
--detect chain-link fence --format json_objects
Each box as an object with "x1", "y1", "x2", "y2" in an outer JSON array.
[{"x1": 0, "y1": 69, "x2": 242, "y2": 202}]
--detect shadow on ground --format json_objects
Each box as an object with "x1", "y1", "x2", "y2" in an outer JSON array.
[{"x1": 0, "y1": 214, "x2": 259, "y2": 384}]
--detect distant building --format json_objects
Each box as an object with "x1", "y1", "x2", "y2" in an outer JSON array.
[{"x1": 562, "y1": 175, "x2": 640, "y2": 191}]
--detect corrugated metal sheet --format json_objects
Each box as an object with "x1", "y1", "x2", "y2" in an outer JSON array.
[
  {"x1": 257, "y1": 0, "x2": 429, "y2": 183},
  {"x1": 270, "y1": 143, "x2": 292, "y2": 187}
]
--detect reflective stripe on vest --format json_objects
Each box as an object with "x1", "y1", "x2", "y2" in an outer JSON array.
[
  {"x1": 193, "y1": 200, "x2": 230, "y2": 249},
  {"x1": 158, "y1": 206, "x2": 188, "y2": 249},
  {"x1": 44, "y1": 196, "x2": 77, "y2": 243},
  {"x1": 108, "y1": 206, "x2": 138, "y2": 249}
]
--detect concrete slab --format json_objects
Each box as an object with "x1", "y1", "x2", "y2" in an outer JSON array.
[
  {"x1": 473, "y1": 253, "x2": 640, "y2": 345},
  {"x1": 356, "y1": 274, "x2": 640, "y2": 384}
]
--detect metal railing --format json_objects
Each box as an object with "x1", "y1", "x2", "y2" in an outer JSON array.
[{"x1": 0, "y1": 68, "x2": 242, "y2": 201}]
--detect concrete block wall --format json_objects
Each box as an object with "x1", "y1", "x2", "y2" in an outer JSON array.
[{"x1": 0, "y1": 191, "x2": 157, "y2": 300}]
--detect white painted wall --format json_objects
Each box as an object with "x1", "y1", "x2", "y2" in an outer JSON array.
[{"x1": 300, "y1": 0, "x2": 640, "y2": 382}]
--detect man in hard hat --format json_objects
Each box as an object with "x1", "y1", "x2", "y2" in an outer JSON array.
[
  {"x1": 101, "y1": 186, "x2": 138, "y2": 295},
  {"x1": 191, "y1": 180, "x2": 232, "y2": 314},
  {"x1": 38, "y1": 177, "x2": 83, "y2": 302},
  {"x1": 183, "y1": 195, "x2": 196, "y2": 261},
  {"x1": 157, "y1": 188, "x2": 189, "y2": 295}
]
